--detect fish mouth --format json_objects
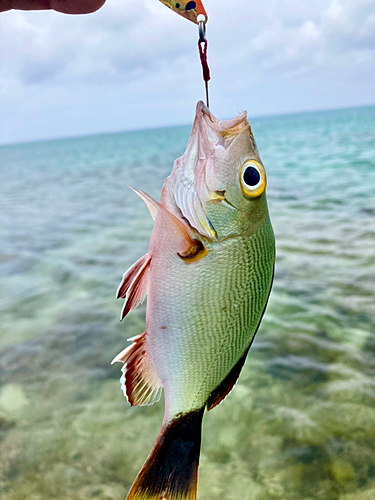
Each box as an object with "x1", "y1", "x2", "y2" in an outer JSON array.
[
  {"x1": 196, "y1": 101, "x2": 215, "y2": 127},
  {"x1": 196, "y1": 100, "x2": 212, "y2": 119},
  {"x1": 196, "y1": 100, "x2": 248, "y2": 129},
  {"x1": 194, "y1": 101, "x2": 250, "y2": 150}
]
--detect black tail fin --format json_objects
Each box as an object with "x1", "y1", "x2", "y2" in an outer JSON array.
[{"x1": 127, "y1": 408, "x2": 205, "y2": 500}]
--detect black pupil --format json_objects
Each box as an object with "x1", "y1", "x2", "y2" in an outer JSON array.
[{"x1": 243, "y1": 166, "x2": 261, "y2": 187}]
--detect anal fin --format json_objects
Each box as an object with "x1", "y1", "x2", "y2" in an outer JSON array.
[
  {"x1": 206, "y1": 346, "x2": 250, "y2": 411},
  {"x1": 111, "y1": 332, "x2": 162, "y2": 406}
]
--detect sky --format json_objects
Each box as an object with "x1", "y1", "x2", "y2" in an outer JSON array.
[{"x1": 1, "y1": 0, "x2": 374, "y2": 144}]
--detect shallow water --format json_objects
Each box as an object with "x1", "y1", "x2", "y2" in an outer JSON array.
[{"x1": 1, "y1": 105, "x2": 375, "y2": 500}]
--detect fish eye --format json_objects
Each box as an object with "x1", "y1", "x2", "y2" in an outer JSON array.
[{"x1": 240, "y1": 160, "x2": 266, "y2": 198}]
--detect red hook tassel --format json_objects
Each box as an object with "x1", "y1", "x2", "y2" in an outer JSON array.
[{"x1": 198, "y1": 39, "x2": 211, "y2": 83}]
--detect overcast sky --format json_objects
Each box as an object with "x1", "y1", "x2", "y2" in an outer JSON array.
[{"x1": 1, "y1": 0, "x2": 374, "y2": 144}]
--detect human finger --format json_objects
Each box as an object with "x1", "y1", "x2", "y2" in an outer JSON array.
[{"x1": 0, "y1": 0, "x2": 106, "y2": 14}]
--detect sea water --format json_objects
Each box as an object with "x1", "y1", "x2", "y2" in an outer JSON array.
[{"x1": 0, "y1": 105, "x2": 374, "y2": 500}]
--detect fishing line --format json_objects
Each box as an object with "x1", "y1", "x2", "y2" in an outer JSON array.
[{"x1": 159, "y1": 1, "x2": 211, "y2": 107}]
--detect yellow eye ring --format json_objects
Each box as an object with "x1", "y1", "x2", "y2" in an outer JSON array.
[{"x1": 240, "y1": 160, "x2": 267, "y2": 198}]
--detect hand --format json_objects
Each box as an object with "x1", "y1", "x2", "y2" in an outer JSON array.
[{"x1": 0, "y1": 0, "x2": 106, "y2": 14}]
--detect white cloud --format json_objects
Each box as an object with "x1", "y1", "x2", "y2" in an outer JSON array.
[
  {"x1": 236, "y1": 0, "x2": 375, "y2": 76},
  {"x1": 0, "y1": 0, "x2": 374, "y2": 143}
]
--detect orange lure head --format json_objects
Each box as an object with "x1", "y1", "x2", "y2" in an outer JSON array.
[{"x1": 159, "y1": 1, "x2": 208, "y2": 24}]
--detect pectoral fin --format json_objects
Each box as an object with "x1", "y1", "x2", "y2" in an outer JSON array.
[{"x1": 117, "y1": 253, "x2": 151, "y2": 320}]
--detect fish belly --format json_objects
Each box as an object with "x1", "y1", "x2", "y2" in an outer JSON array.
[{"x1": 147, "y1": 218, "x2": 275, "y2": 418}]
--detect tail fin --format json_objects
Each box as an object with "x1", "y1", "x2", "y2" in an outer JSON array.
[{"x1": 127, "y1": 408, "x2": 205, "y2": 500}]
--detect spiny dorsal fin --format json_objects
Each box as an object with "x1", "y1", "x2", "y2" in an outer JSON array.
[
  {"x1": 129, "y1": 187, "x2": 207, "y2": 261},
  {"x1": 117, "y1": 253, "x2": 151, "y2": 320},
  {"x1": 206, "y1": 346, "x2": 250, "y2": 411},
  {"x1": 111, "y1": 332, "x2": 163, "y2": 406}
]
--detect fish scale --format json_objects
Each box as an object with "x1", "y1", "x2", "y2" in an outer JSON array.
[{"x1": 147, "y1": 217, "x2": 275, "y2": 417}]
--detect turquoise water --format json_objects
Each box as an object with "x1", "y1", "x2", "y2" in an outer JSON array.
[{"x1": 0, "y1": 105, "x2": 375, "y2": 500}]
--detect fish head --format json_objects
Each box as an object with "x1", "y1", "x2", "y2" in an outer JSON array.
[{"x1": 164, "y1": 101, "x2": 270, "y2": 242}]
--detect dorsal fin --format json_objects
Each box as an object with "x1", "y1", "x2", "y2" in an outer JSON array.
[
  {"x1": 111, "y1": 332, "x2": 163, "y2": 406},
  {"x1": 129, "y1": 187, "x2": 159, "y2": 221},
  {"x1": 117, "y1": 253, "x2": 151, "y2": 320},
  {"x1": 130, "y1": 187, "x2": 207, "y2": 261},
  {"x1": 206, "y1": 346, "x2": 250, "y2": 411}
]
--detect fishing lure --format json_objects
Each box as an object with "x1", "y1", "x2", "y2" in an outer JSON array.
[{"x1": 159, "y1": 0, "x2": 208, "y2": 24}]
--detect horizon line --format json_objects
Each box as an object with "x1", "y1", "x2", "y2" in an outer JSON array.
[{"x1": 1, "y1": 102, "x2": 374, "y2": 148}]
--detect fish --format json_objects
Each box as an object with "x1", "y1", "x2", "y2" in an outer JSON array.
[{"x1": 112, "y1": 101, "x2": 275, "y2": 500}]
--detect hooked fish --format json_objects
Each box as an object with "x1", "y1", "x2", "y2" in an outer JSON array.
[{"x1": 113, "y1": 102, "x2": 275, "y2": 500}]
